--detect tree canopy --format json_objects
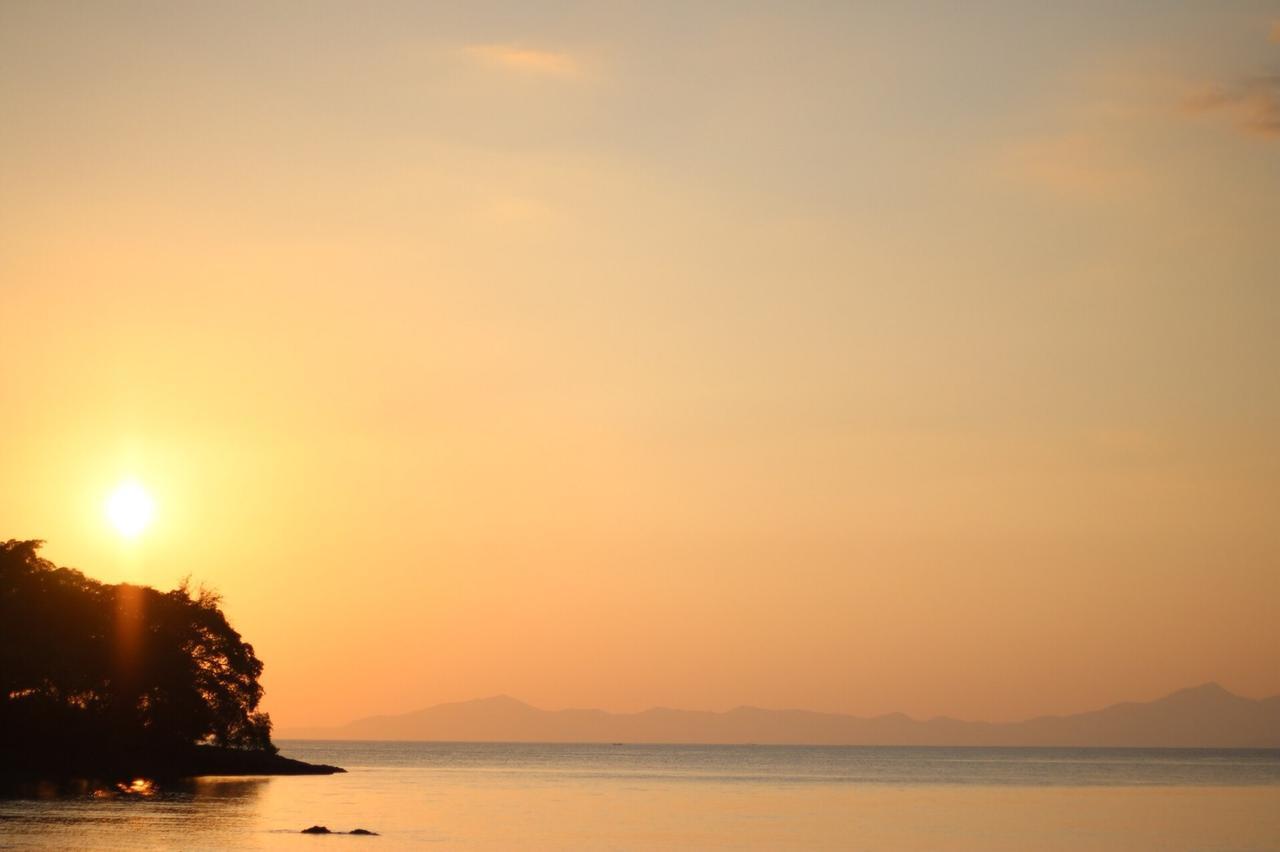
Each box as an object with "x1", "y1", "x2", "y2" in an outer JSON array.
[{"x1": 0, "y1": 540, "x2": 274, "y2": 768}]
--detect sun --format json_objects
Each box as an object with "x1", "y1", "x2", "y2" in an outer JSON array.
[{"x1": 106, "y1": 480, "x2": 155, "y2": 538}]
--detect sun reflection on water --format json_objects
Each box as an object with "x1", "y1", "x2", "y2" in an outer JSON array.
[
  {"x1": 120, "y1": 778, "x2": 156, "y2": 796},
  {"x1": 92, "y1": 778, "x2": 158, "y2": 799}
]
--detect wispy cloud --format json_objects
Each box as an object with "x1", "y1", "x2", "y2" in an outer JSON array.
[
  {"x1": 1178, "y1": 23, "x2": 1280, "y2": 140},
  {"x1": 464, "y1": 44, "x2": 580, "y2": 78},
  {"x1": 993, "y1": 131, "x2": 1147, "y2": 201},
  {"x1": 982, "y1": 59, "x2": 1179, "y2": 202},
  {"x1": 1181, "y1": 76, "x2": 1280, "y2": 139}
]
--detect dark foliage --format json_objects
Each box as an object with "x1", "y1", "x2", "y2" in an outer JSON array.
[{"x1": 0, "y1": 540, "x2": 275, "y2": 773}]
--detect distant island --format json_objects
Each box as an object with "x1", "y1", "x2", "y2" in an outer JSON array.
[
  {"x1": 0, "y1": 540, "x2": 341, "y2": 781},
  {"x1": 282, "y1": 685, "x2": 1280, "y2": 749}
]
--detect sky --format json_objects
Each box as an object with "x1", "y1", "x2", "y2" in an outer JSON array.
[{"x1": 2, "y1": 1, "x2": 1278, "y2": 728}]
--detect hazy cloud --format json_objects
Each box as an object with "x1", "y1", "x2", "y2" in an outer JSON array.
[
  {"x1": 465, "y1": 44, "x2": 580, "y2": 77},
  {"x1": 994, "y1": 131, "x2": 1147, "y2": 201},
  {"x1": 1182, "y1": 76, "x2": 1280, "y2": 139},
  {"x1": 1177, "y1": 22, "x2": 1280, "y2": 139}
]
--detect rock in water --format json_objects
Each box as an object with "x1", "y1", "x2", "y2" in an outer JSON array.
[
  {"x1": 350, "y1": 828, "x2": 379, "y2": 835},
  {"x1": 301, "y1": 825, "x2": 332, "y2": 834}
]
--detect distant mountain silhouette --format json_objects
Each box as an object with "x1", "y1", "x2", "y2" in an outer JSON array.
[{"x1": 280, "y1": 683, "x2": 1280, "y2": 747}]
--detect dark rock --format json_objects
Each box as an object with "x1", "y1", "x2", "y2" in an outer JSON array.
[
  {"x1": 184, "y1": 746, "x2": 345, "y2": 777},
  {"x1": 349, "y1": 828, "x2": 379, "y2": 835},
  {"x1": 301, "y1": 825, "x2": 332, "y2": 834},
  {"x1": 1, "y1": 745, "x2": 345, "y2": 782}
]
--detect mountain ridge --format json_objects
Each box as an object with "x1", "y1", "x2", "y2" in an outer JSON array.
[{"x1": 279, "y1": 683, "x2": 1280, "y2": 748}]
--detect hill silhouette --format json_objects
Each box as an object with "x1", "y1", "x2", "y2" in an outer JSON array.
[{"x1": 282, "y1": 684, "x2": 1280, "y2": 748}]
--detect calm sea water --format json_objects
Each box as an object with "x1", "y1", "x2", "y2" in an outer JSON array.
[{"x1": 2, "y1": 741, "x2": 1279, "y2": 850}]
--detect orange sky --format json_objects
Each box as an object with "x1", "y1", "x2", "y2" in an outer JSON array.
[{"x1": 3, "y1": 2, "x2": 1278, "y2": 727}]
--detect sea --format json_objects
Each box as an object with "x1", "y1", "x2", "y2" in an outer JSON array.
[{"x1": 2, "y1": 741, "x2": 1278, "y2": 850}]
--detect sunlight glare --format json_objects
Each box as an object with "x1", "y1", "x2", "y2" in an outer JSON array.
[{"x1": 106, "y1": 480, "x2": 155, "y2": 538}]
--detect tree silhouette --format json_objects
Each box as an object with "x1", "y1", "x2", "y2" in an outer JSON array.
[{"x1": 1, "y1": 540, "x2": 275, "y2": 772}]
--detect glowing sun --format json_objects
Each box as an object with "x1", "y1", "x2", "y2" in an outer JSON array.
[{"x1": 106, "y1": 480, "x2": 155, "y2": 538}]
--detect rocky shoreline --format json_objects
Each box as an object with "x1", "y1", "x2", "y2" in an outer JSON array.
[{"x1": 1, "y1": 744, "x2": 344, "y2": 783}]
